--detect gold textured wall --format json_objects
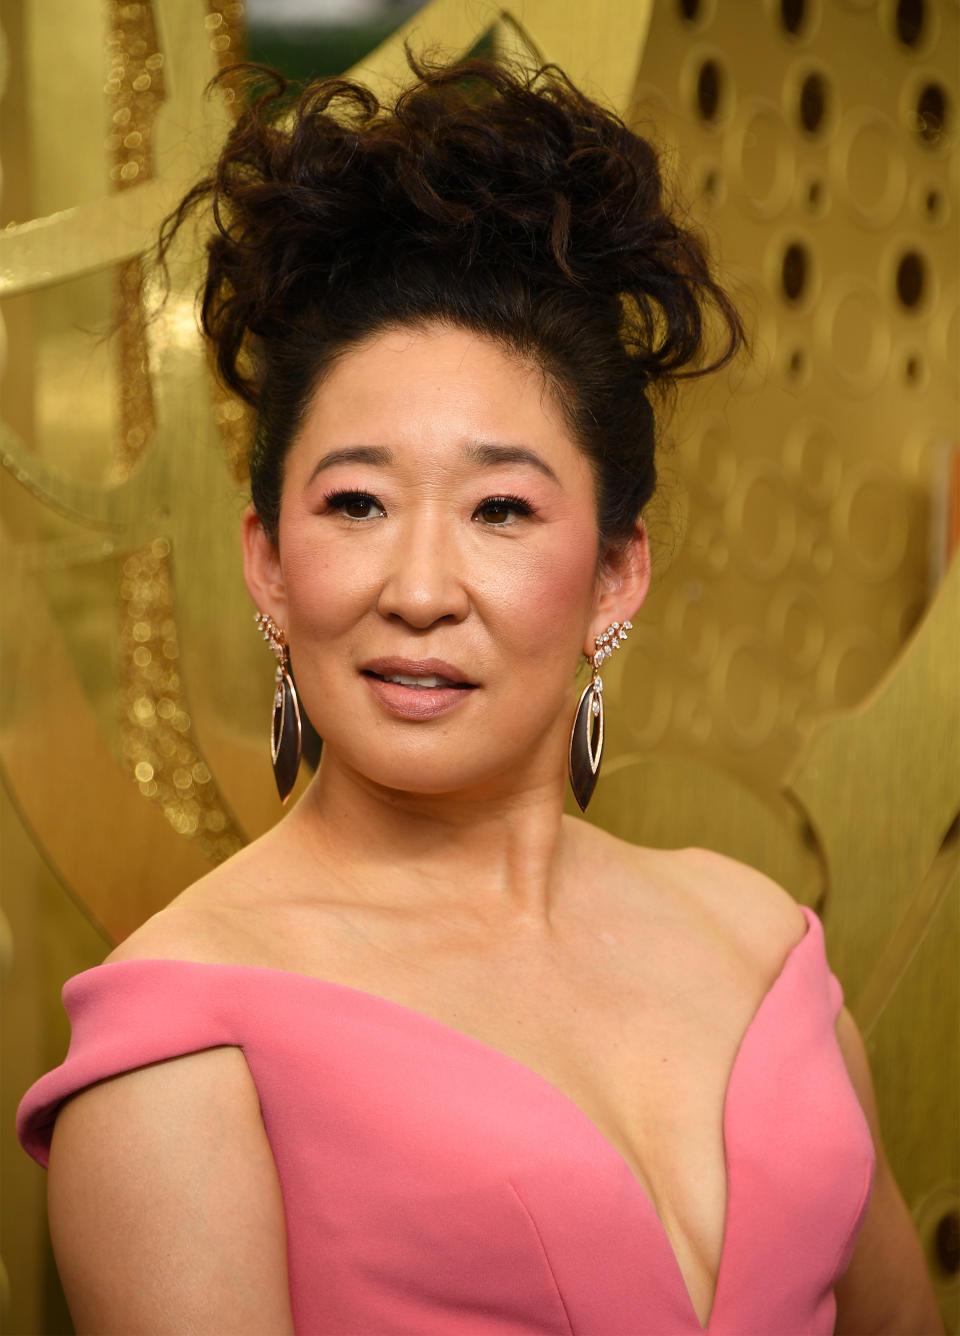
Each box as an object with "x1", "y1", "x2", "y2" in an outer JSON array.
[{"x1": 0, "y1": 1, "x2": 957, "y2": 1331}]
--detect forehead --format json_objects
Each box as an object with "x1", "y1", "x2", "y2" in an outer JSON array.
[{"x1": 293, "y1": 323, "x2": 585, "y2": 475}]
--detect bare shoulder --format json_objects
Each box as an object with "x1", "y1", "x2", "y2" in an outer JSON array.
[
  {"x1": 52, "y1": 833, "x2": 298, "y2": 1330},
  {"x1": 670, "y1": 845, "x2": 808, "y2": 945},
  {"x1": 105, "y1": 827, "x2": 285, "y2": 967},
  {"x1": 566, "y1": 818, "x2": 807, "y2": 965}
]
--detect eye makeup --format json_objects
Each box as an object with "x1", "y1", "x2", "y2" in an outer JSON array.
[
  {"x1": 323, "y1": 490, "x2": 385, "y2": 520},
  {"x1": 472, "y1": 494, "x2": 536, "y2": 525},
  {"x1": 321, "y1": 489, "x2": 539, "y2": 525}
]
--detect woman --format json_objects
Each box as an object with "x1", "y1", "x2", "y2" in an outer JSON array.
[{"x1": 18, "y1": 56, "x2": 942, "y2": 1335}]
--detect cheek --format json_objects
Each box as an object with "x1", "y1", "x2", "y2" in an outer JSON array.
[
  {"x1": 277, "y1": 524, "x2": 376, "y2": 636},
  {"x1": 275, "y1": 503, "x2": 600, "y2": 663},
  {"x1": 491, "y1": 524, "x2": 599, "y2": 659}
]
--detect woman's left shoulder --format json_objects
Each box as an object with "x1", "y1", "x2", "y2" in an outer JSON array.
[
  {"x1": 672, "y1": 845, "x2": 808, "y2": 925},
  {"x1": 661, "y1": 846, "x2": 811, "y2": 972},
  {"x1": 572, "y1": 822, "x2": 808, "y2": 963}
]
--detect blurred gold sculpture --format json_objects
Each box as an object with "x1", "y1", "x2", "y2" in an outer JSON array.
[{"x1": 1, "y1": 1, "x2": 957, "y2": 1330}]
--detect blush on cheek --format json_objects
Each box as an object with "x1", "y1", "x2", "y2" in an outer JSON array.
[
  {"x1": 506, "y1": 529, "x2": 599, "y2": 657},
  {"x1": 279, "y1": 527, "x2": 380, "y2": 635}
]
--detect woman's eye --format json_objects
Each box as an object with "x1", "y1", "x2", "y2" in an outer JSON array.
[
  {"x1": 475, "y1": 496, "x2": 533, "y2": 526},
  {"x1": 326, "y1": 491, "x2": 385, "y2": 521}
]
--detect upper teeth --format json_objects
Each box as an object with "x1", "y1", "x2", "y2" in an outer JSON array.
[{"x1": 383, "y1": 674, "x2": 451, "y2": 687}]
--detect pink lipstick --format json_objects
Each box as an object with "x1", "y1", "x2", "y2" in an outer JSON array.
[{"x1": 360, "y1": 657, "x2": 477, "y2": 721}]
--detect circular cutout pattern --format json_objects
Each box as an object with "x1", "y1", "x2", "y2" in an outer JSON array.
[
  {"x1": 781, "y1": 240, "x2": 812, "y2": 303},
  {"x1": 902, "y1": 350, "x2": 927, "y2": 388},
  {"x1": 766, "y1": 582, "x2": 828, "y2": 674},
  {"x1": 834, "y1": 109, "x2": 907, "y2": 227},
  {"x1": 727, "y1": 98, "x2": 796, "y2": 218},
  {"x1": 664, "y1": 582, "x2": 721, "y2": 674},
  {"x1": 695, "y1": 158, "x2": 726, "y2": 207},
  {"x1": 725, "y1": 459, "x2": 798, "y2": 580},
  {"x1": 800, "y1": 173, "x2": 831, "y2": 216},
  {"x1": 799, "y1": 70, "x2": 830, "y2": 134},
  {"x1": 832, "y1": 460, "x2": 910, "y2": 581},
  {"x1": 696, "y1": 58, "x2": 726, "y2": 123},
  {"x1": 895, "y1": 249, "x2": 928, "y2": 310},
  {"x1": 620, "y1": 632, "x2": 672, "y2": 748},
  {"x1": 712, "y1": 630, "x2": 781, "y2": 749},
  {"x1": 677, "y1": 0, "x2": 716, "y2": 26},
  {"x1": 931, "y1": 286, "x2": 957, "y2": 376},
  {"x1": 894, "y1": 0, "x2": 926, "y2": 46},
  {"x1": 780, "y1": 0, "x2": 809, "y2": 37},
  {"x1": 913, "y1": 1188, "x2": 960, "y2": 1290},
  {"x1": 673, "y1": 688, "x2": 714, "y2": 743},
  {"x1": 783, "y1": 419, "x2": 844, "y2": 508},
  {"x1": 900, "y1": 422, "x2": 947, "y2": 481},
  {"x1": 914, "y1": 80, "x2": 950, "y2": 147},
  {"x1": 682, "y1": 412, "x2": 737, "y2": 503},
  {"x1": 784, "y1": 343, "x2": 812, "y2": 386},
  {"x1": 817, "y1": 278, "x2": 892, "y2": 394},
  {"x1": 936, "y1": 1210, "x2": 960, "y2": 1276},
  {"x1": 913, "y1": 179, "x2": 949, "y2": 226}
]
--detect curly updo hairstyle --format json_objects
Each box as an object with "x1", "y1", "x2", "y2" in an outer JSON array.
[{"x1": 161, "y1": 52, "x2": 744, "y2": 549}]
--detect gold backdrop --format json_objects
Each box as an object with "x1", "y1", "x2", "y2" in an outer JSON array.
[{"x1": 0, "y1": 1, "x2": 957, "y2": 1331}]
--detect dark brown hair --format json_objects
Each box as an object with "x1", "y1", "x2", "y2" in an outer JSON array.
[{"x1": 160, "y1": 52, "x2": 743, "y2": 547}]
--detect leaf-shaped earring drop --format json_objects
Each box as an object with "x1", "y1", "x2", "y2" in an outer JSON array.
[
  {"x1": 567, "y1": 620, "x2": 631, "y2": 812},
  {"x1": 255, "y1": 612, "x2": 302, "y2": 803}
]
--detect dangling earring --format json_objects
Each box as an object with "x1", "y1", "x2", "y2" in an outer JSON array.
[
  {"x1": 255, "y1": 612, "x2": 302, "y2": 804},
  {"x1": 568, "y1": 619, "x2": 631, "y2": 812}
]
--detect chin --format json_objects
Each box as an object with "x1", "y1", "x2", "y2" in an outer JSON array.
[{"x1": 324, "y1": 741, "x2": 538, "y2": 802}]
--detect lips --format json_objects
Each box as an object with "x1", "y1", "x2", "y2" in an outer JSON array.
[
  {"x1": 361, "y1": 657, "x2": 476, "y2": 688},
  {"x1": 375, "y1": 673, "x2": 459, "y2": 688},
  {"x1": 360, "y1": 657, "x2": 477, "y2": 721}
]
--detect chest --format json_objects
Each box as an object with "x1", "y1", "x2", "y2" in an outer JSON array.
[
  {"x1": 256, "y1": 913, "x2": 763, "y2": 1327},
  {"x1": 410, "y1": 959, "x2": 755, "y2": 1320},
  {"x1": 235, "y1": 927, "x2": 872, "y2": 1336}
]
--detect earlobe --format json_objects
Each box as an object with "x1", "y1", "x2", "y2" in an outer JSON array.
[{"x1": 241, "y1": 504, "x2": 287, "y2": 621}]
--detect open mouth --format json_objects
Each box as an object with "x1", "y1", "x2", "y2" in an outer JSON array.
[
  {"x1": 359, "y1": 659, "x2": 479, "y2": 719},
  {"x1": 363, "y1": 671, "x2": 474, "y2": 691}
]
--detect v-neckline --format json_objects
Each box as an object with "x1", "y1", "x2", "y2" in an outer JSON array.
[{"x1": 99, "y1": 904, "x2": 818, "y2": 1333}]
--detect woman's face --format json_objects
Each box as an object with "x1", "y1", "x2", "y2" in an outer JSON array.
[{"x1": 244, "y1": 322, "x2": 647, "y2": 799}]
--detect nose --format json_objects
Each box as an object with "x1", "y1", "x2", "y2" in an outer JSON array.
[{"x1": 375, "y1": 512, "x2": 470, "y2": 629}]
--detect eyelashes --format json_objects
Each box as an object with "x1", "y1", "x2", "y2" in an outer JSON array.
[
  {"x1": 474, "y1": 495, "x2": 535, "y2": 525},
  {"x1": 322, "y1": 489, "x2": 536, "y2": 526},
  {"x1": 323, "y1": 490, "x2": 385, "y2": 521}
]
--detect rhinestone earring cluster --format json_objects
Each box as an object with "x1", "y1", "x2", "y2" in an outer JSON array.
[
  {"x1": 567, "y1": 619, "x2": 632, "y2": 812},
  {"x1": 255, "y1": 611, "x2": 302, "y2": 804}
]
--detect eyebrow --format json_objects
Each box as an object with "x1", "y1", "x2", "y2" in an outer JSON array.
[
  {"x1": 307, "y1": 446, "x2": 393, "y2": 485},
  {"x1": 306, "y1": 441, "x2": 560, "y2": 487},
  {"x1": 462, "y1": 442, "x2": 560, "y2": 485}
]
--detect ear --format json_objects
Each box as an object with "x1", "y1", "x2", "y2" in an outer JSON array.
[
  {"x1": 241, "y1": 504, "x2": 288, "y2": 625},
  {"x1": 585, "y1": 517, "x2": 651, "y2": 655}
]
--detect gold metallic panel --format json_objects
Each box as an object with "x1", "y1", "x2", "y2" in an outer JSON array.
[
  {"x1": 1, "y1": 0, "x2": 958, "y2": 1329},
  {"x1": 789, "y1": 553, "x2": 959, "y2": 1018}
]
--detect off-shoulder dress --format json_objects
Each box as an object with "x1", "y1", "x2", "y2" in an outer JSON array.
[{"x1": 18, "y1": 903, "x2": 875, "y2": 1335}]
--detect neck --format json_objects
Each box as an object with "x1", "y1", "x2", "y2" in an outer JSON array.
[{"x1": 284, "y1": 746, "x2": 578, "y2": 932}]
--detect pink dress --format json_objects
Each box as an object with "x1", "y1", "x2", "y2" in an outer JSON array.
[{"x1": 18, "y1": 903, "x2": 874, "y2": 1335}]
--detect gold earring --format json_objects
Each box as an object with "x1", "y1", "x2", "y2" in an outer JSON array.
[
  {"x1": 567, "y1": 620, "x2": 631, "y2": 812},
  {"x1": 255, "y1": 612, "x2": 302, "y2": 803}
]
